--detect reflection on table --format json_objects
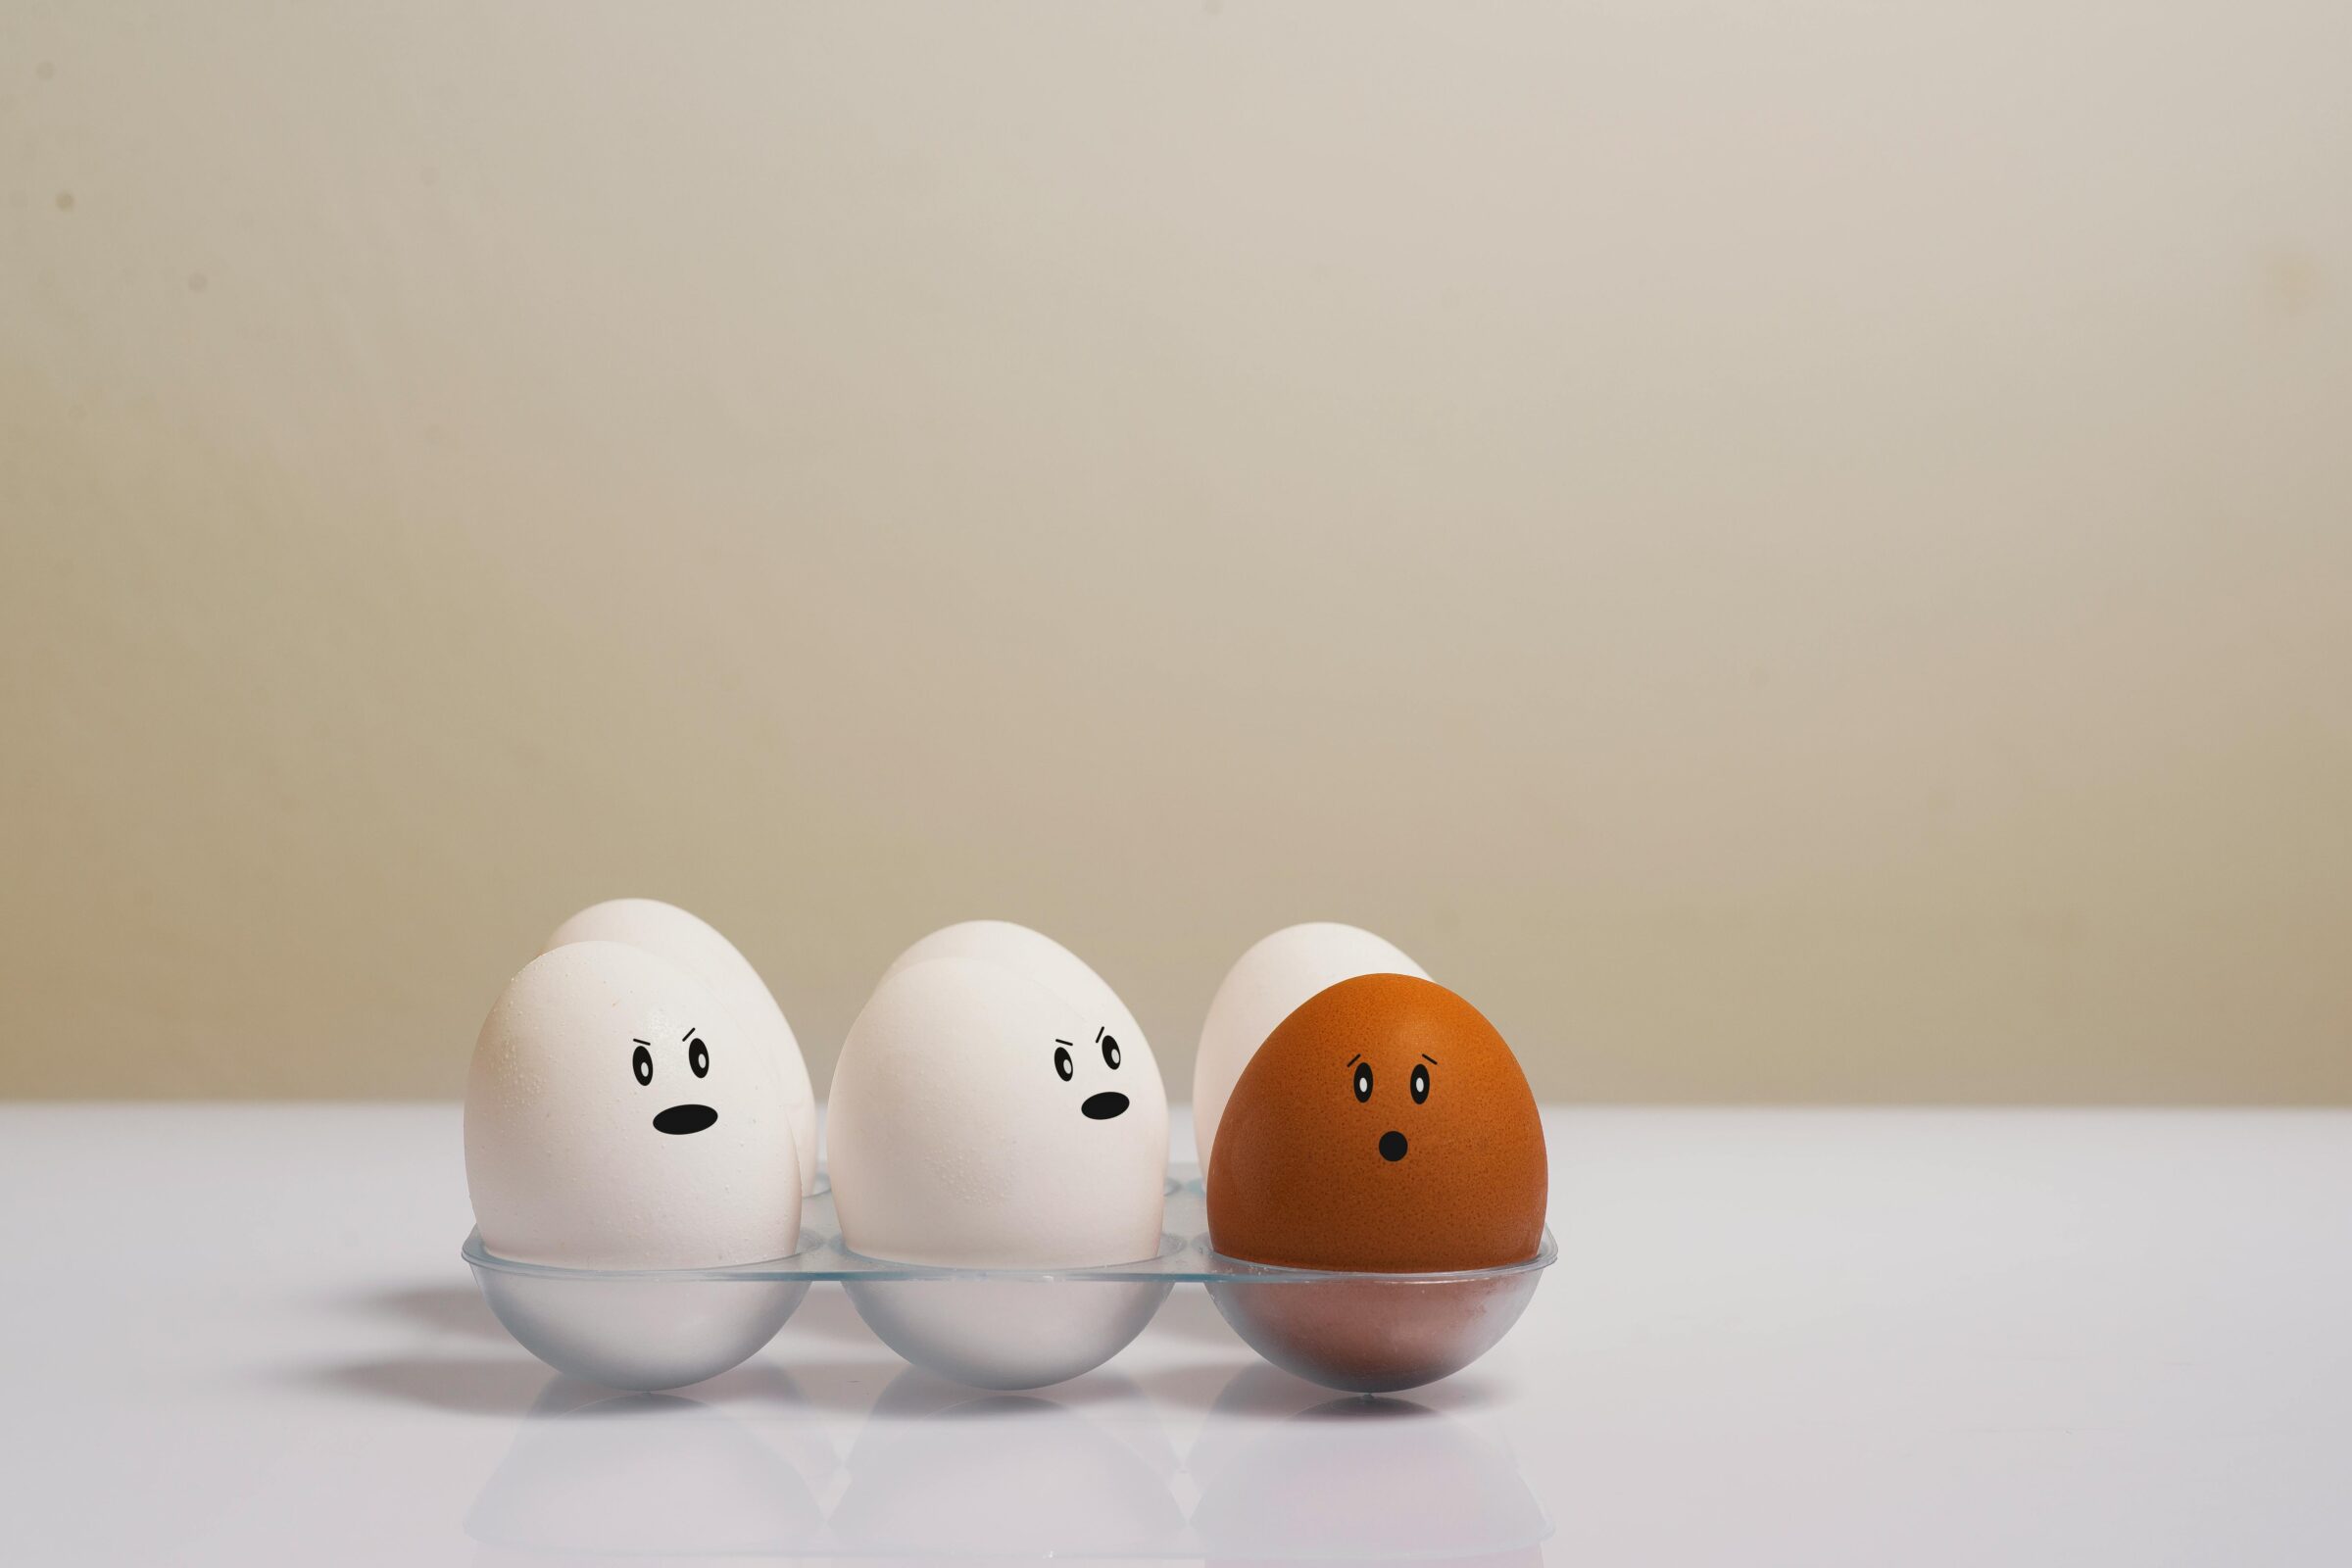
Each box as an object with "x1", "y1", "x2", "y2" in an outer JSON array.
[{"x1": 463, "y1": 1324, "x2": 1547, "y2": 1563}]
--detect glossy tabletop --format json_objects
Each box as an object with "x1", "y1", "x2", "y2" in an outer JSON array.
[{"x1": 2, "y1": 1104, "x2": 2345, "y2": 1564}]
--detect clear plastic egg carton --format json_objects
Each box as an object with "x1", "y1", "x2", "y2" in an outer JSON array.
[{"x1": 465, "y1": 1169, "x2": 1556, "y2": 1395}]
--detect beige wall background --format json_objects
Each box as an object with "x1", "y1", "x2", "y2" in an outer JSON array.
[{"x1": 4, "y1": 2, "x2": 2348, "y2": 1102}]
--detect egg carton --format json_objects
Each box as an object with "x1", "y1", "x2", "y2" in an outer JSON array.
[{"x1": 465, "y1": 1168, "x2": 1556, "y2": 1395}]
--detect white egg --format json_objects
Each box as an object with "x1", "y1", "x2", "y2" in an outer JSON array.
[
  {"x1": 882, "y1": 919, "x2": 1149, "y2": 1071},
  {"x1": 829, "y1": 956, "x2": 1168, "y2": 1269},
  {"x1": 466, "y1": 941, "x2": 803, "y2": 1270},
  {"x1": 543, "y1": 898, "x2": 817, "y2": 1196},
  {"x1": 1190, "y1": 923, "x2": 1429, "y2": 1173}
]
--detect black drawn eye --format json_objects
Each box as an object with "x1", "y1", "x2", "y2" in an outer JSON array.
[
  {"x1": 1102, "y1": 1034, "x2": 1121, "y2": 1069},
  {"x1": 632, "y1": 1045, "x2": 653, "y2": 1086},
  {"x1": 1353, "y1": 1062, "x2": 1373, "y2": 1102},
  {"x1": 1411, "y1": 1063, "x2": 1430, "y2": 1103},
  {"x1": 1054, "y1": 1045, "x2": 1075, "y2": 1081},
  {"x1": 689, "y1": 1037, "x2": 709, "y2": 1077}
]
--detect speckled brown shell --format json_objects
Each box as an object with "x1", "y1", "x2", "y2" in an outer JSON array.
[{"x1": 1206, "y1": 972, "x2": 1546, "y2": 1272}]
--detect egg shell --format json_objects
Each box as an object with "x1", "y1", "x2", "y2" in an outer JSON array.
[
  {"x1": 466, "y1": 941, "x2": 803, "y2": 1270},
  {"x1": 829, "y1": 956, "x2": 1168, "y2": 1269},
  {"x1": 543, "y1": 898, "x2": 817, "y2": 1195},
  {"x1": 883, "y1": 919, "x2": 1149, "y2": 1068},
  {"x1": 1192, "y1": 923, "x2": 1428, "y2": 1174},
  {"x1": 1206, "y1": 973, "x2": 1544, "y2": 1273}
]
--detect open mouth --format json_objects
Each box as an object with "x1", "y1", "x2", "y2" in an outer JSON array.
[
  {"x1": 653, "y1": 1103, "x2": 718, "y2": 1136},
  {"x1": 1379, "y1": 1130, "x2": 1408, "y2": 1161},
  {"x1": 1081, "y1": 1092, "x2": 1129, "y2": 1121}
]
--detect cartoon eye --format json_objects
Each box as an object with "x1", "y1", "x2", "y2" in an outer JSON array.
[
  {"x1": 1054, "y1": 1045, "x2": 1074, "y2": 1081},
  {"x1": 632, "y1": 1045, "x2": 654, "y2": 1086},
  {"x1": 1353, "y1": 1062, "x2": 1373, "y2": 1102},
  {"x1": 1411, "y1": 1063, "x2": 1430, "y2": 1103},
  {"x1": 1102, "y1": 1034, "x2": 1121, "y2": 1069},
  {"x1": 689, "y1": 1037, "x2": 710, "y2": 1077}
]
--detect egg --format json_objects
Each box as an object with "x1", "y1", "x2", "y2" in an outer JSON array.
[
  {"x1": 882, "y1": 919, "x2": 1149, "y2": 1070},
  {"x1": 542, "y1": 898, "x2": 817, "y2": 1195},
  {"x1": 466, "y1": 941, "x2": 803, "y2": 1270},
  {"x1": 1192, "y1": 923, "x2": 1428, "y2": 1174},
  {"x1": 829, "y1": 956, "x2": 1168, "y2": 1268},
  {"x1": 1206, "y1": 973, "x2": 1544, "y2": 1273}
]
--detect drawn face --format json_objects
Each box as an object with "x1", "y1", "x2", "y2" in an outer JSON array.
[
  {"x1": 1205, "y1": 973, "x2": 1547, "y2": 1273},
  {"x1": 631, "y1": 1023, "x2": 721, "y2": 1134},
  {"x1": 1052, "y1": 1022, "x2": 1133, "y2": 1121},
  {"x1": 1347, "y1": 1043, "x2": 1439, "y2": 1162}
]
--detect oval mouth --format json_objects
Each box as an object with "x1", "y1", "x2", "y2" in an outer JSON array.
[
  {"x1": 653, "y1": 1103, "x2": 717, "y2": 1136},
  {"x1": 1081, "y1": 1091, "x2": 1130, "y2": 1121},
  {"x1": 1379, "y1": 1130, "x2": 1408, "y2": 1161}
]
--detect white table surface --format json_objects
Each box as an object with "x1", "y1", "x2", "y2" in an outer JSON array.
[{"x1": 2, "y1": 1104, "x2": 2345, "y2": 1565}]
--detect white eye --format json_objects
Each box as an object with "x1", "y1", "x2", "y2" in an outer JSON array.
[
  {"x1": 1411, "y1": 1063, "x2": 1430, "y2": 1103},
  {"x1": 632, "y1": 1045, "x2": 653, "y2": 1086},
  {"x1": 689, "y1": 1037, "x2": 709, "y2": 1077},
  {"x1": 1102, "y1": 1034, "x2": 1121, "y2": 1069},
  {"x1": 1054, "y1": 1045, "x2": 1074, "y2": 1081},
  {"x1": 1353, "y1": 1062, "x2": 1372, "y2": 1102}
]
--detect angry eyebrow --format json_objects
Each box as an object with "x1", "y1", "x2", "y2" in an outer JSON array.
[
  {"x1": 631, "y1": 1038, "x2": 652, "y2": 1047},
  {"x1": 682, "y1": 1026, "x2": 698, "y2": 1042},
  {"x1": 1346, "y1": 1053, "x2": 1362, "y2": 1066},
  {"x1": 1095, "y1": 1025, "x2": 1104, "y2": 1043},
  {"x1": 1420, "y1": 1054, "x2": 1439, "y2": 1065},
  {"x1": 1054, "y1": 1038, "x2": 1074, "y2": 1047}
]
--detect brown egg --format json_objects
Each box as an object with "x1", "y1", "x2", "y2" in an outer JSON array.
[{"x1": 1206, "y1": 973, "x2": 1546, "y2": 1273}]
